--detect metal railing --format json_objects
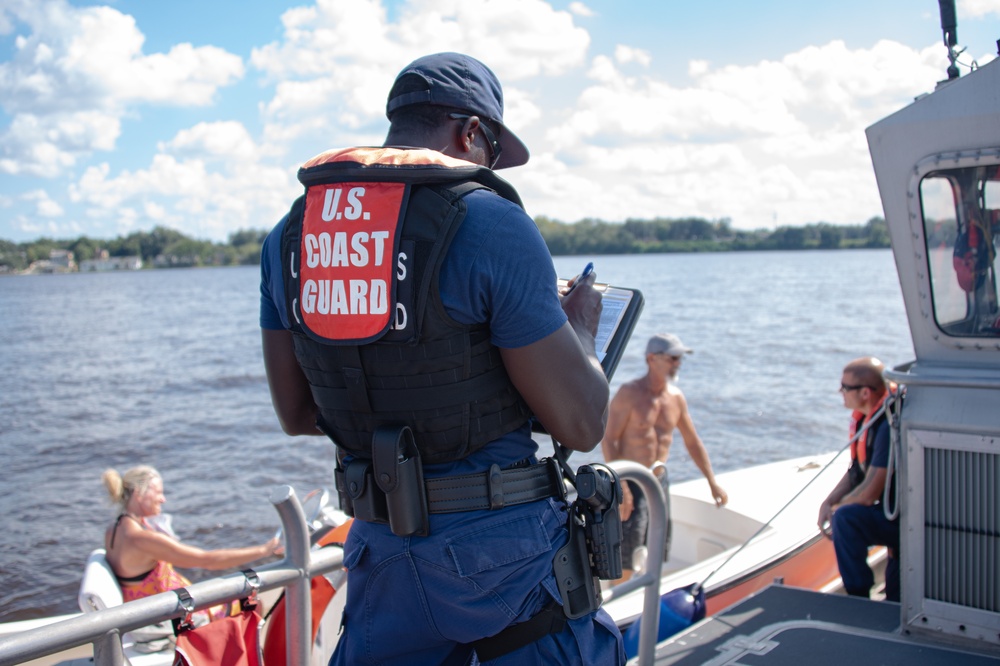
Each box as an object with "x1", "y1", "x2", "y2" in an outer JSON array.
[
  {"x1": 0, "y1": 485, "x2": 344, "y2": 666},
  {"x1": 603, "y1": 461, "x2": 668, "y2": 666},
  {"x1": 1, "y1": 470, "x2": 671, "y2": 666},
  {"x1": 884, "y1": 361, "x2": 1000, "y2": 390}
]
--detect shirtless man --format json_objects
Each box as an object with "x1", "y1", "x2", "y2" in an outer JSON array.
[{"x1": 602, "y1": 333, "x2": 728, "y2": 582}]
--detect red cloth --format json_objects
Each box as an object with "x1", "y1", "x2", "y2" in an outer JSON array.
[{"x1": 173, "y1": 609, "x2": 263, "y2": 666}]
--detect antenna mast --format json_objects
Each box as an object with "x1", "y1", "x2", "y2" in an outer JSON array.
[{"x1": 938, "y1": 0, "x2": 961, "y2": 79}]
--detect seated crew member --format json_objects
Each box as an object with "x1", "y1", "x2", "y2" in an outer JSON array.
[
  {"x1": 103, "y1": 465, "x2": 282, "y2": 620},
  {"x1": 260, "y1": 52, "x2": 624, "y2": 664},
  {"x1": 602, "y1": 333, "x2": 727, "y2": 583},
  {"x1": 817, "y1": 356, "x2": 900, "y2": 601}
]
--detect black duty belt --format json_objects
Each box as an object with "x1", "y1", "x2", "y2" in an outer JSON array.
[
  {"x1": 425, "y1": 459, "x2": 564, "y2": 513},
  {"x1": 335, "y1": 457, "x2": 565, "y2": 524}
]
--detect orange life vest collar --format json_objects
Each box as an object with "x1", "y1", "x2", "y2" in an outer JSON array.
[
  {"x1": 301, "y1": 146, "x2": 480, "y2": 170},
  {"x1": 849, "y1": 391, "x2": 888, "y2": 466}
]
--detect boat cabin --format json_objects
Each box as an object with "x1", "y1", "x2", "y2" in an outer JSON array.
[
  {"x1": 644, "y1": 21, "x2": 1000, "y2": 666},
  {"x1": 869, "y1": 51, "x2": 1000, "y2": 651}
]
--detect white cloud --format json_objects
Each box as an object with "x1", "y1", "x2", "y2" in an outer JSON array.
[
  {"x1": 688, "y1": 60, "x2": 710, "y2": 77},
  {"x1": 68, "y1": 152, "x2": 299, "y2": 241},
  {"x1": 0, "y1": 110, "x2": 120, "y2": 176},
  {"x1": 0, "y1": 0, "x2": 243, "y2": 178},
  {"x1": 22, "y1": 188, "x2": 64, "y2": 217},
  {"x1": 615, "y1": 45, "x2": 651, "y2": 67},
  {"x1": 160, "y1": 121, "x2": 259, "y2": 163},
  {"x1": 144, "y1": 201, "x2": 166, "y2": 221},
  {"x1": 958, "y1": 0, "x2": 1000, "y2": 18},
  {"x1": 251, "y1": 0, "x2": 589, "y2": 160},
  {"x1": 523, "y1": 38, "x2": 947, "y2": 229},
  {"x1": 568, "y1": 2, "x2": 594, "y2": 18}
]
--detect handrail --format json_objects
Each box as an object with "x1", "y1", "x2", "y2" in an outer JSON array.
[
  {"x1": 602, "y1": 461, "x2": 667, "y2": 666},
  {"x1": 885, "y1": 361, "x2": 1000, "y2": 390},
  {"x1": 0, "y1": 485, "x2": 344, "y2": 666},
  {"x1": 272, "y1": 484, "x2": 313, "y2": 666}
]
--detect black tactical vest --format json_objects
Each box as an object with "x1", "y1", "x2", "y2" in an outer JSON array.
[{"x1": 281, "y1": 148, "x2": 532, "y2": 464}]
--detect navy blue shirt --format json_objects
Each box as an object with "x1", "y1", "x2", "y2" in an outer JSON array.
[{"x1": 868, "y1": 417, "x2": 890, "y2": 470}]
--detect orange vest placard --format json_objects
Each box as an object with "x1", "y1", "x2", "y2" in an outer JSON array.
[{"x1": 298, "y1": 182, "x2": 405, "y2": 341}]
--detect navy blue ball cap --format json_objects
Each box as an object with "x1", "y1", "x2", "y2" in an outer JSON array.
[{"x1": 386, "y1": 52, "x2": 529, "y2": 169}]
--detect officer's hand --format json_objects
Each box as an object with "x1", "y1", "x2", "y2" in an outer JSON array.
[{"x1": 560, "y1": 271, "x2": 602, "y2": 338}]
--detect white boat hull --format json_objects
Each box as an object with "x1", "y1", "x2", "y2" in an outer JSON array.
[{"x1": 604, "y1": 450, "x2": 849, "y2": 628}]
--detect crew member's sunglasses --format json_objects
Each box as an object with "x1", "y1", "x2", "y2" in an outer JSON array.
[
  {"x1": 449, "y1": 113, "x2": 502, "y2": 168},
  {"x1": 839, "y1": 383, "x2": 873, "y2": 393}
]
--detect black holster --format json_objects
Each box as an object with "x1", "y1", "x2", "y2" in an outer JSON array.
[
  {"x1": 553, "y1": 511, "x2": 600, "y2": 619},
  {"x1": 552, "y1": 463, "x2": 624, "y2": 619},
  {"x1": 335, "y1": 426, "x2": 430, "y2": 537}
]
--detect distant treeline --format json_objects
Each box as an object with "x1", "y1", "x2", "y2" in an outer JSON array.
[
  {"x1": 0, "y1": 216, "x2": 889, "y2": 272},
  {"x1": 535, "y1": 216, "x2": 889, "y2": 254},
  {"x1": 0, "y1": 227, "x2": 268, "y2": 272}
]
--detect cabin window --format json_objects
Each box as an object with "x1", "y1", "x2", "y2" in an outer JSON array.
[{"x1": 920, "y1": 165, "x2": 1000, "y2": 338}]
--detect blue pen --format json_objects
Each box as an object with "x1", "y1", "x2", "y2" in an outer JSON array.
[{"x1": 568, "y1": 262, "x2": 594, "y2": 293}]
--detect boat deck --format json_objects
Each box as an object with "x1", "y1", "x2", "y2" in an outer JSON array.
[{"x1": 648, "y1": 585, "x2": 1000, "y2": 665}]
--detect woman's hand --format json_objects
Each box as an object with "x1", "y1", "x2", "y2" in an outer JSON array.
[{"x1": 266, "y1": 535, "x2": 285, "y2": 558}]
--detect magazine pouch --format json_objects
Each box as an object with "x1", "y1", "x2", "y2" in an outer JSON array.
[{"x1": 342, "y1": 459, "x2": 389, "y2": 524}]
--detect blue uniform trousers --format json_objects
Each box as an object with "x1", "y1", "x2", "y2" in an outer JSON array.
[
  {"x1": 831, "y1": 503, "x2": 900, "y2": 601},
  {"x1": 329, "y1": 497, "x2": 624, "y2": 665}
]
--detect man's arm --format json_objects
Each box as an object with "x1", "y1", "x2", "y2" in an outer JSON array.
[
  {"x1": 500, "y1": 277, "x2": 608, "y2": 452},
  {"x1": 817, "y1": 470, "x2": 853, "y2": 535},
  {"x1": 676, "y1": 397, "x2": 728, "y2": 506},
  {"x1": 601, "y1": 387, "x2": 632, "y2": 462},
  {"x1": 261, "y1": 329, "x2": 323, "y2": 436},
  {"x1": 829, "y1": 418, "x2": 892, "y2": 513},
  {"x1": 835, "y1": 466, "x2": 888, "y2": 508}
]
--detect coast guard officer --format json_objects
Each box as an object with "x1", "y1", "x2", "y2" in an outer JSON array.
[{"x1": 259, "y1": 52, "x2": 624, "y2": 664}]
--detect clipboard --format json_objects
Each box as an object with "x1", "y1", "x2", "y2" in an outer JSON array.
[
  {"x1": 556, "y1": 279, "x2": 644, "y2": 381},
  {"x1": 532, "y1": 280, "x2": 644, "y2": 437}
]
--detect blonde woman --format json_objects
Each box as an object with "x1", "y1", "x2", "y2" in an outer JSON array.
[{"x1": 103, "y1": 465, "x2": 282, "y2": 619}]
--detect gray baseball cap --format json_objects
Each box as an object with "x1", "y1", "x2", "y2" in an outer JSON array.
[
  {"x1": 646, "y1": 333, "x2": 693, "y2": 356},
  {"x1": 385, "y1": 52, "x2": 529, "y2": 170}
]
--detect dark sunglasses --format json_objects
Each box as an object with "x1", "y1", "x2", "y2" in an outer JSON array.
[
  {"x1": 840, "y1": 383, "x2": 873, "y2": 393},
  {"x1": 449, "y1": 113, "x2": 502, "y2": 168}
]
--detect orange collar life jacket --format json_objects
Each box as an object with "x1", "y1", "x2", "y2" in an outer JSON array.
[{"x1": 849, "y1": 392, "x2": 888, "y2": 467}]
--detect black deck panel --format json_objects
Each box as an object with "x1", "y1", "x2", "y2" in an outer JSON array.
[{"x1": 649, "y1": 585, "x2": 1000, "y2": 665}]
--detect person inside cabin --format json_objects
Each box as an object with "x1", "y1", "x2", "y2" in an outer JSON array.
[
  {"x1": 103, "y1": 465, "x2": 282, "y2": 621},
  {"x1": 816, "y1": 356, "x2": 900, "y2": 601},
  {"x1": 259, "y1": 52, "x2": 624, "y2": 664},
  {"x1": 601, "y1": 333, "x2": 728, "y2": 584}
]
